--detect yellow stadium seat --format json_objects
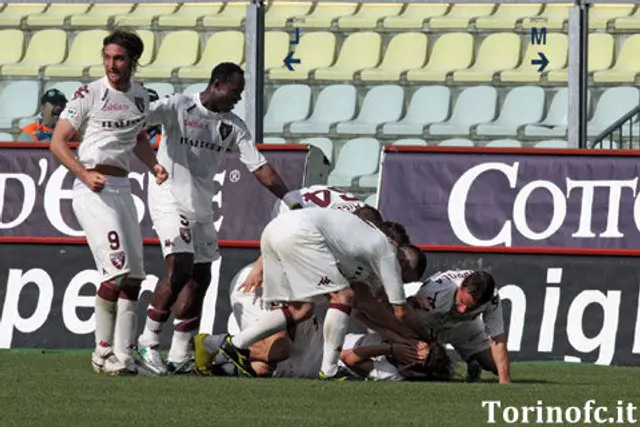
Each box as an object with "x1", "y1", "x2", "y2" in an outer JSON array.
[
  {"x1": 178, "y1": 31, "x2": 244, "y2": 80},
  {"x1": 453, "y1": 33, "x2": 520, "y2": 82},
  {"x1": 429, "y1": 4, "x2": 495, "y2": 29},
  {"x1": 87, "y1": 30, "x2": 155, "y2": 78},
  {"x1": 26, "y1": 4, "x2": 90, "y2": 27},
  {"x1": 202, "y1": 2, "x2": 248, "y2": 28},
  {"x1": 337, "y1": 4, "x2": 403, "y2": 29},
  {"x1": 264, "y1": 31, "x2": 291, "y2": 71},
  {"x1": 1, "y1": 29, "x2": 66, "y2": 76},
  {"x1": 293, "y1": 3, "x2": 358, "y2": 28},
  {"x1": 113, "y1": 3, "x2": 178, "y2": 27},
  {"x1": 157, "y1": 2, "x2": 223, "y2": 27},
  {"x1": 593, "y1": 35, "x2": 640, "y2": 83},
  {"x1": 406, "y1": 33, "x2": 473, "y2": 82},
  {"x1": 500, "y1": 33, "x2": 568, "y2": 83},
  {"x1": 475, "y1": 4, "x2": 542, "y2": 29},
  {"x1": 614, "y1": 8, "x2": 640, "y2": 30},
  {"x1": 589, "y1": 4, "x2": 633, "y2": 29},
  {"x1": 382, "y1": 4, "x2": 449, "y2": 29},
  {"x1": 136, "y1": 31, "x2": 200, "y2": 79},
  {"x1": 265, "y1": 2, "x2": 313, "y2": 28},
  {"x1": 548, "y1": 33, "x2": 614, "y2": 82},
  {"x1": 360, "y1": 32, "x2": 427, "y2": 81},
  {"x1": 522, "y1": 4, "x2": 570, "y2": 30},
  {"x1": 269, "y1": 31, "x2": 335, "y2": 80},
  {"x1": 0, "y1": 30, "x2": 24, "y2": 69},
  {"x1": 45, "y1": 30, "x2": 109, "y2": 78},
  {"x1": 70, "y1": 4, "x2": 133, "y2": 27},
  {"x1": 0, "y1": 4, "x2": 46, "y2": 26},
  {"x1": 314, "y1": 32, "x2": 380, "y2": 81}
]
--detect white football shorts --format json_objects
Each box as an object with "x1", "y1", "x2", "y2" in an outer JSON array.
[{"x1": 72, "y1": 176, "x2": 145, "y2": 281}]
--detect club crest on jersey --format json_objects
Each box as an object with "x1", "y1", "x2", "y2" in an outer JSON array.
[
  {"x1": 219, "y1": 122, "x2": 233, "y2": 140},
  {"x1": 110, "y1": 251, "x2": 126, "y2": 270},
  {"x1": 134, "y1": 97, "x2": 145, "y2": 113},
  {"x1": 179, "y1": 227, "x2": 192, "y2": 244}
]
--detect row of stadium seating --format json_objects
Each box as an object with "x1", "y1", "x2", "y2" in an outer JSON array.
[
  {"x1": 1, "y1": 3, "x2": 640, "y2": 31},
  {"x1": 3, "y1": 28, "x2": 640, "y2": 84}
]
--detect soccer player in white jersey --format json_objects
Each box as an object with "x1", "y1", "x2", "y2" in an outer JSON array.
[
  {"x1": 407, "y1": 269, "x2": 511, "y2": 384},
  {"x1": 216, "y1": 208, "x2": 427, "y2": 379},
  {"x1": 136, "y1": 62, "x2": 301, "y2": 375},
  {"x1": 50, "y1": 30, "x2": 168, "y2": 375}
]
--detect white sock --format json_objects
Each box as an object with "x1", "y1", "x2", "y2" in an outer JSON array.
[
  {"x1": 139, "y1": 306, "x2": 169, "y2": 348},
  {"x1": 321, "y1": 308, "x2": 350, "y2": 376},
  {"x1": 94, "y1": 296, "x2": 117, "y2": 348},
  {"x1": 113, "y1": 299, "x2": 138, "y2": 360},
  {"x1": 231, "y1": 310, "x2": 288, "y2": 349},
  {"x1": 168, "y1": 321, "x2": 196, "y2": 364}
]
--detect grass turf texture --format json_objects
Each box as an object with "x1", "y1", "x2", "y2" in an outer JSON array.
[{"x1": 2, "y1": 350, "x2": 640, "y2": 427}]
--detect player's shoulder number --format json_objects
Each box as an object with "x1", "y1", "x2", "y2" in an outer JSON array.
[{"x1": 301, "y1": 186, "x2": 360, "y2": 208}]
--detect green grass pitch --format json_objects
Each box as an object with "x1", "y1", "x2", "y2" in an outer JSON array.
[{"x1": 2, "y1": 350, "x2": 640, "y2": 427}]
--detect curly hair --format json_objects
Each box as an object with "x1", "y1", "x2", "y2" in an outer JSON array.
[{"x1": 103, "y1": 29, "x2": 144, "y2": 73}]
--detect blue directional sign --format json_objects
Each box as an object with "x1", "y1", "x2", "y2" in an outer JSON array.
[
  {"x1": 284, "y1": 27, "x2": 302, "y2": 71},
  {"x1": 530, "y1": 27, "x2": 549, "y2": 73}
]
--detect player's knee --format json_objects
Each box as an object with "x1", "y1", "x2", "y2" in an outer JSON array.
[
  {"x1": 166, "y1": 255, "x2": 194, "y2": 292},
  {"x1": 119, "y1": 282, "x2": 140, "y2": 300},
  {"x1": 97, "y1": 280, "x2": 121, "y2": 302}
]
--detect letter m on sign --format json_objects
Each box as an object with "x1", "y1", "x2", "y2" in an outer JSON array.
[{"x1": 531, "y1": 27, "x2": 547, "y2": 45}]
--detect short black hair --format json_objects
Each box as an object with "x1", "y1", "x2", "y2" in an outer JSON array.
[
  {"x1": 422, "y1": 340, "x2": 454, "y2": 382},
  {"x1": 209, "y1": 62, "x2": 244, "y2": 85},
  {"x1": 353, "y1": 205, "x2": 383, "y2": 227},
  {"x1": 381, "y1": 221, "x2": 410, "y2": 245},
  {"x1": 398, "y1": 244, "x2": 427, "y2": 282},
  {"x1": 461, "y1": 271, "x2": 496, "y2": 306},
  {"x1": 103, "y1": 29, "x2": 144, "y2": 72}
]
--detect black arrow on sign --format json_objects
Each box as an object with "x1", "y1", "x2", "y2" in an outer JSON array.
[
  {"x1": 283, "y1": 51, "x2": 301, "y2": 71},
  {"x1": 531, "y1": 52, "x2": 549, "y2": 73}
]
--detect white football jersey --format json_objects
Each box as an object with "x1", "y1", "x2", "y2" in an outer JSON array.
[
  {"x1": 409, "y1": 269, "x2": 504, "y2": 337},
  {"x1": 270, "y1": 185, "x2": 365, "y2": 219},
  {"x1": 301, "y1": 208, "x2": 405, "y2": 305},
  {"x1": 59, "y1": 77, "x2": 150, "y2": 172},
  {"x1": 147, "y1": 93, "x2": 267, "y2": 221}
]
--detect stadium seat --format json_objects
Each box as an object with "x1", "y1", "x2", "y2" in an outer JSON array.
[
  {"x1": 360, "y1": 32, "x2": 427, "y2": 81},
  {"x1": 87, "y1": 30, "x2": 154, "y2": 78},
  {"x1": 406, "y1": 33, "x2": 473, "y2": 82},
  {"x1": 429, "y1": 4, "x2": 495, "y2": 29},
  {"x1": 266, "y1": 2, "x2": 312, "y2": 28},
  {"x1": 232, "y1": 98, "x2": 245, "y2": 120},
  {"x1": 522, "y1": 4, "x2": 569, "y2": 29},
  {"x1": 299, "y1": 137, "x2": 333, "y2": 163},
  {"x1": 0, "y1": 30, "x2": 24, "y2": 70},
  {"x1": 183, "y1": 83, "x2": 207, "y2": 94},
  {"x1": 264, "y1": 84, "x2": 312, "y2": 133},
  {"x1": 476, "y1": 86, "x2": 545, "y2": 136},
  {"x1": 69, "y1": 4, "x2": 133, "y2": 27},
  {"x1": 269, "y1": 31, "x2": 335, "y2": 80},
  {"x1": 592, "y1": 140, "x2": 620, "y2": 150},
  {"x1": 614, "y1": 7, "x2": 640, "y2": 30},
  {"x1": 314, "y1": 32, "x2": 381, "y2": 81},
  {"x1": 289, "y1": 84, "x2": 356, "y2": 134},
  {"x1": 453, "y1": 33, "x2": 520, "y2": 82},
  {"x1": 429, "y1": 86, "x2": 497, "y2": 136},
  {"x1": 336, "y1": 85, "x2": 404, "y2": 135},
  {"x1": 475, "y1": 4, "x2": 542, "y2": 29},
  {"x1": 202, "y1": 2, "x2": 248, "y2": 28},
  {"x1": 327, "y1": 137, "x2": 380, "y2": 187},
  {"x1": 382, "y1": 85, "x2": 450, "y2": 136},
  {"x1": 587, "y1": 86, "x2": 639, "y2": 137},
  {"x1": 264, "y1": 31, "x2": 291, "y2": 71},
  {"x1": 589, "y1": 4, "x2": 633, "y2": 29},
  {"x1": 114, "y1": 3, "x2": 178, "y2": 26},
  {"x1": 393, "y1": 138, "x2": 428, "y2": 146},
  {"x1": 364, "y1": 193, "x2": 377, "y2": 208},
  {"x1": 593, "y1": 35, "x2": 640, "y2": 83},
  {"x1": 143, "y1": 82, "x2": 175, "y2": 98},
  {"x1": 0, "y1": 4, "x2": 46, "y2": 26},
  {"x1": 0, "y1": 81, "x2": 39, "y2": 128},
  {"x1": 157, "y1": 2, "x2": 223, "y2": 27},
  {"x1": 358, "y1": 174, "x2": 379, "y2": 189},
  {"x1": 1, "y1": 29, "x2": 66, "y2": 77},
  {"x1": 263, "y1": 137, "x2": 286, "y2": 144},
  {"x1": 382, "y1": 4, "x2": 449, "y2": 29},
  {"x1": 178, "y1": 31, "x2": 244, "y2": 79},
  {"x1": 26, "y1": 4, "x2": 90, "y2": 27},
  {"x1": 534, "y1": 139, "x2": 568, "y2": 149},
  {"x1": 548, "y1": 34, "x2": 614, "y2": 82},
  {"x1": 337, "y1": 4, "x2": 402, "y2": 29},
  {"x1": 294, "y1": 3, "x2": 359, "y2": 28},
  {"x1": 486, "y1": 139, "x2": 522, "y2": 148},
  {"x1": 523, "y1": 88, "x2": 589, "y2": 137},
  {"x1": 500, "y1": 33, "x2": 568, "y2": 83},
  {"x1": 0, "y1": 131, "x2": 13, "y2": 142},
  {"x1": 44, "y1": 81, "x2": 83, "y2": 101},
  {"x1": 136, "y1": 31, "x2": 199, "y2": 79},
  {"x1": 438, "y1": 138, "x2": 474, "y2": 147},
  {"x1": 44, "y1": 30, "x2": 108, "y2": 78}
]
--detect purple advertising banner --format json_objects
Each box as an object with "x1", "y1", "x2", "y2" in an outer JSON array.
[
  {"x1": 379, "y1": 148, "x2": 640, "y2": 251},
  {"x1": 0, "y1": 146, "x2": 307, "y2": 241}
]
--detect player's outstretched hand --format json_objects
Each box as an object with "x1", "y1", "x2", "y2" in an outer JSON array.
[
  {"x1": 153, "y1": 164, "x2": 169, "y2": 185},
  {"x1": 391, "y1": 339, "x2": 426, "y2": 366},
  {"x1": 82, "y1": 170, "x2": 108, "y2": 192},
  {"x1": 238, "y1": 272, "x2": 263, "y2": 294}
]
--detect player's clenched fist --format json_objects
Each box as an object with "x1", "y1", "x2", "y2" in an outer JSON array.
[
  {"x1": 82, "y1": 170, "x2": 108, "y2": 192},
  {"x1": 152, "y1": 164, "x2": 168, "y2": 185}
]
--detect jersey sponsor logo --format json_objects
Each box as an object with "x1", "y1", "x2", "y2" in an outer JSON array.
[
  {"x1": 100, "y1": 116, "x2": 145, "y2": 129},
  {"x1": 218, "y1": 122, "x2": 233, "y2": 140},
  {"x1": 183, "y1": 119, "x2": 209, "y2": 130},
  {"x1": 134, "y1": 97, "x2": 145, "y2": 113},
  {"x1": 110, "y1": 251, "x2": 125, "y2": 270},
  {"x1": 102, "y1": 103, "x2": 130, "y2": 112},
  {"x1": 179, "y1": 137, "x2": 225, "y2": 152}
]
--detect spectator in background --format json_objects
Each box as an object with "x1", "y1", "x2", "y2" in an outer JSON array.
[
  {"x1": 17, "y1": 89, "x2": 79, "y2": 142},
  {"x1": 145, "y1": 87, "x2": 162, "y2": 145}
]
